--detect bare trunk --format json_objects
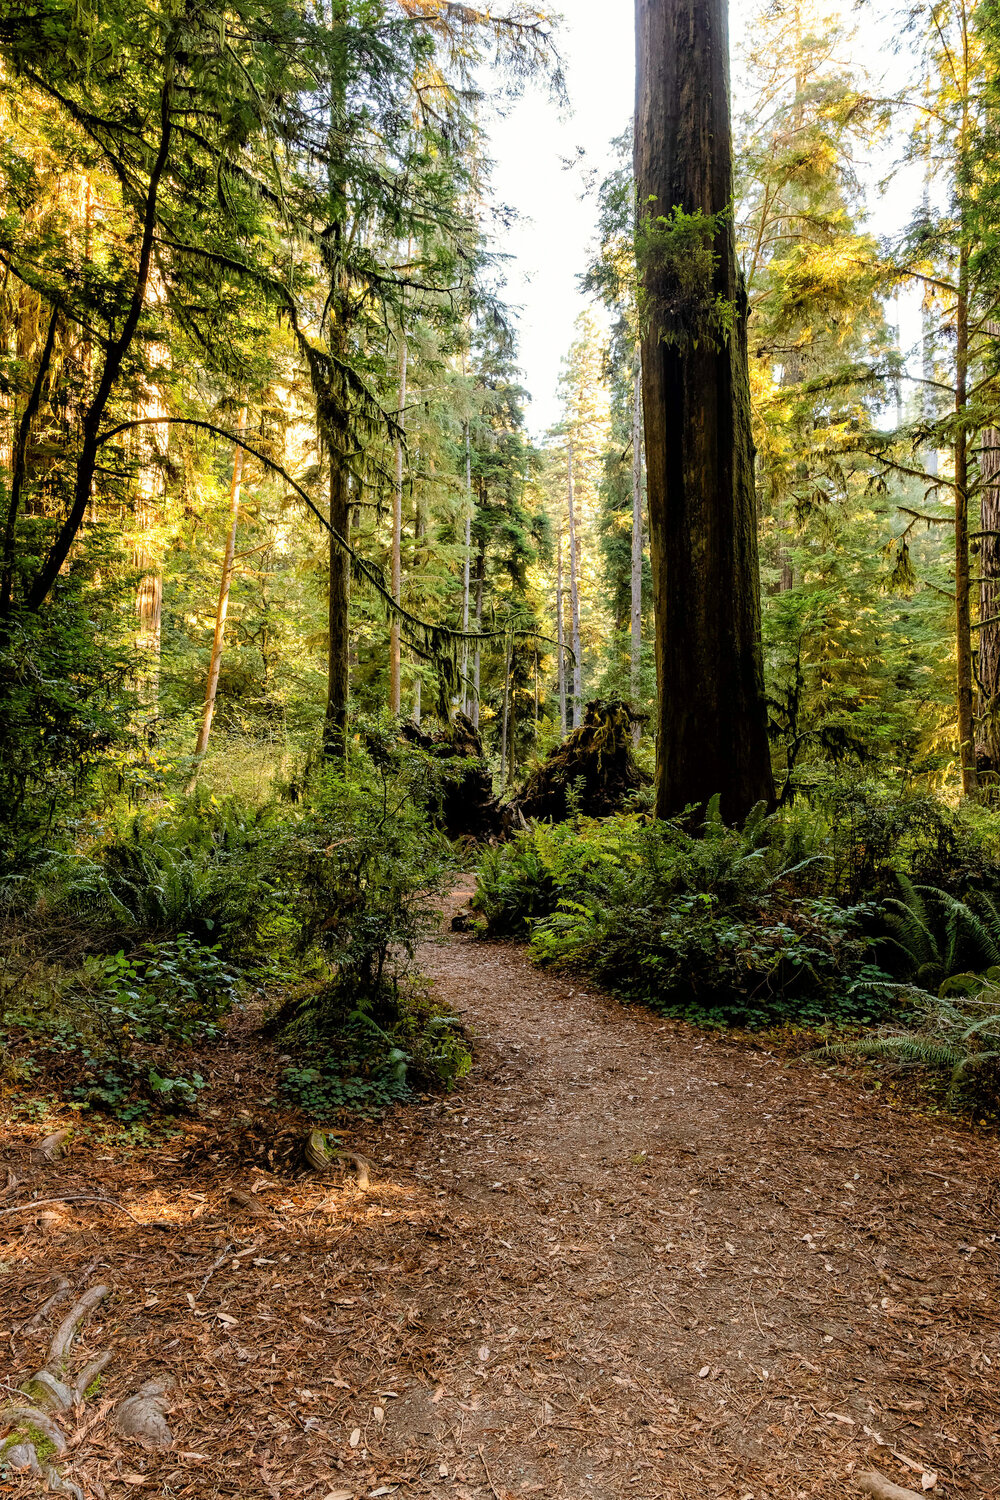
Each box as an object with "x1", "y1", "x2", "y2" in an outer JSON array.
[
  {"x1": 499, "y1": 628, "x2": 512, "y2": 788},
  {"x1": 630, "y1": 344, "x2": 643, "y2": 742},
  {"x1": 390, "y1": 333, "x2": 407, "y2": 714},
  {"x1": 556, "y1": 528, "x2": 566, "y2": 736},
  {"x1": 534, "y1": 648, "x2": 540, "y2": 737},
  {"x1": 566, "y1": 439, "x2": 582, "y2": 727},
  {"x1": 955, "y1": 249, "x2": 977, "y2": 797},
  {"x1": 461, "y1": 420, "x2": 472, "y2": 714},
  {"x1": 472, "y1": 541, "x2": 484, "y2": 730},
  {"x1": 189, "y1": 418, "x2": 246, "y2": 783},
  {"x1": 635, "y1": 0, "x2": 774, "y2": 820},
  {"x1": 324, "y1": 449, "x2": 351, "y2": 760},
  {"x1": 979, "y1": 424, "x2": 1000, "y2": 770}
]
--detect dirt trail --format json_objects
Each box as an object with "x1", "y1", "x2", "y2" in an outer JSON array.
[{"x1": 2, "y1": 882, "x2": 999, "y2": 1500}]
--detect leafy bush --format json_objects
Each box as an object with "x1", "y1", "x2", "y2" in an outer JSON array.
[
  {"x1": 474, "y1": 800, "x2": 888, "y2": 1026},
  {"x1": 75, "y1": 935, "x2": 238, "y2": 1046},
  {"x1": 6, "y1": 933, "x2": 236, "y2": 1118},
  {"x1": 280, "y1": 991, "x2": 471, "y2": 1118},
  {"x1": 0, "y1": 563, "x2": 139, "y2": 877},
  {"x1": 4, "y1": 731, "x2": 460, "y2": 1119}
]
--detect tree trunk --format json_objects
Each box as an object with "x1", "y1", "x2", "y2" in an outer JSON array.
[
  {"x1": 461, "y1": 420, "x2": 472, "y2": 714},
  {"x1": 556, "y1": 527, "x2": 566, "y2": 736},
  {"x1": 390, "y1": 332, "x2": 407, "y2": 714},
  {"x1": 566, "y1": 438, "x2": 582, "y2": 729},
  {"x1": 954, "y1": 248, "x2": 978, "y2": 797},
  {"x1": 26, "y1": 53, "x2": 176, "y2": 611},
  {"x1": 188, "y1": 422, "x2": 247, "y2": 785},
  {"x1": 979, "y1": 424, "x2": 1000, "y2": 771},
  {"x1": 472, "y1": 540, "x2": 485, "y2": 730},
  {"x1": 324, "y1": 447, "x2": 351, "y2": 760},
  {"x1": 634, "y1": 0, "x2": 774, "y2": 821},
  {"x1": 499, "y1": 627, "x2": 512, "y2": 788},
  {"x1": 630, "y1": 343, "x2": 643, "y2": 743}
]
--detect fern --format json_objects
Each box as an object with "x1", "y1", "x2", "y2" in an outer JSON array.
[
  {"x1": 811, "y1": 1035, "x2": 964, "y2": 1068},
  {"x1": 812, "y1": 978, "x2": 1000, "y2": 1110}
]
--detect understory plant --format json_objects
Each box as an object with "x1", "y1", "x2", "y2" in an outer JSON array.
[
  {"x1": 475, "y1": 797, "x2": 888, "y2": 1026},
  {"x1": 1, "y1": 732, "x2": 464, "y2": 1118},
  {"x1": 811, "y1": 976, "x2": 1000, "y2": 1115}
]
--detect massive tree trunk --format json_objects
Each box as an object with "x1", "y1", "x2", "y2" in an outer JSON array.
[
  {"x1": 472, "y1": 538, "x2": 485, "y2": 731},
  {"x1": 461, "y1": 420, "x2": 472, "y2": 715},
  {"x1": 954, "y1": 248, "x2": 978, "y2": 798},
  {"x1": 630, "y1": 344, "x2": 643, "y2": 742},
  {"x1": 634, "y1": 0, "x2": 774, "y2": 821},
  {"x1": 556, "y1": 527, "x2": 567, "y2": 736},
  {"x1": 566, "y1": 438, "x2": 582, "y2": 729},
  {"x1": 389, "y1": 332, "x2": 407, "y2": 715},
  {"x1": 978, "y1": 425, "x2": 1000, "y2": 774}
]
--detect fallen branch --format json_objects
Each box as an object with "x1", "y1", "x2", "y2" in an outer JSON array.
[
  {"x1": 0, "y1": 1196, "x2": 139, "y2": 1222},
  {"x1": 856, "y1": 1471, "x2": 927, "y2": 1500}
]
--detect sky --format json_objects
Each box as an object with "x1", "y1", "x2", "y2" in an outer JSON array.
[
  {"x1": 483, "y1": 0, "x2": 915, "y2": 438},
  {"x1": 486, "y1": 0, "x2": 636, "y2": 437}
]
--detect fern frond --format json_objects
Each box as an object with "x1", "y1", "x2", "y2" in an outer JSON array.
[{"x1": 810, "y1": 1035, "x2": 964, "y2": 1067}]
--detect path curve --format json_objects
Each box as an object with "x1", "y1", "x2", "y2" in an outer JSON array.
[{"x1": 2, "y1": 885, "x2": 998, "y2": 1500}]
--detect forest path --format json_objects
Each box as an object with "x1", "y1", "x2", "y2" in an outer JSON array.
[{"x1": 2, "y1": 881, "x2": 999, "y2": 1500}]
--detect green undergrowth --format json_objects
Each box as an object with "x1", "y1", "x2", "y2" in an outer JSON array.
[
  {"x1": 473, "y1": 779, "x2": 1000, "y2": 1114},
  {"x1": 1, "y1": 726, "x2": 466, "y2": 1122}
]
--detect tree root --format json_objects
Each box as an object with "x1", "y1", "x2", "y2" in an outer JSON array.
[
  {"x1": 304, "y1": 1131, "x2": 371, "y2": 1189},
  {"x1": 856, "y1": 1470, "x2": 927, "y2": 1500},
  {"x1": 1, "y1": 1281, "x2": 175, "y2": 1495}
]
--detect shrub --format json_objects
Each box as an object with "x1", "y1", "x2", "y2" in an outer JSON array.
[{"x1": 474, "y1": 800, "x2": 887, "y2": 1026}]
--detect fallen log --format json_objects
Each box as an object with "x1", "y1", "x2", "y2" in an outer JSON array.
[{"x1": 512, "y1": 699, "x2": 649, "y2": 823}]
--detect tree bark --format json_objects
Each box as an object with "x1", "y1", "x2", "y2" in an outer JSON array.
[
  {"x1": 634, "y1": 0, "x2": 774, "y2": 821},
  {"x1": 978, "y1": 423, "x2": 1000, "y2": 770},
  {"x1": 556, "y1": 527, "x2": 567, "y2": 736},
  {"x1": 324, "y1": 446, "x2": 351, "y2": 760},
  {"x1": 472, "y1": 539, "x2": 485, "y2": 730},
  {"x1": 566, "y1": 438, "x2": 582, "y2": 729},
  {"x1": 0, "y1": 308, "x2": 58, "y2": 613},
  {"x1": 189, "y1": 419, "x2": 247, "y2": 782},
  {"x1": 954, "y1": 245, "x2": 978, "y2": 797},
  {"x1": 630, "y1": 343, "x2": 643, "y2": 743},
  {"x1": 499, "y1": 626, "x2": 512, "y2": 787},
  {"x1": 390, "y1": 332, "x2": 407, "y2": 715},
  {"x1": 462, "y1": 419, "x2": 472, "y2": 714}
]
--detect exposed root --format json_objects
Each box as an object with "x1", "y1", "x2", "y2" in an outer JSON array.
[
  {"x1": 31, "y1": 1129, "x2": 71, "y2": 1163},
  {"x1": 114, "y1": 1379, "x2": 174, "y2": 1449},
  {"x1": 1, "y1": 1284, "x2": 113, "y2": 1494},
  {"x1": 304, "y1": 1131, "x2": 371, "y2": 1188},
  {"x1": 856, "y1": 1471, "x2": 926, "y2": 1500},
  {"x1": 71, "y1": 1351, "x2": 111, "y2": 1404},
  {"x1": 21, "y1": 1277, "x2": 71, "y2": 1333},
  {"x1": 0, "y1": 1195, "x2": 138, "y2": 1222},
  {"x1": 46, "y1": 1285, "x2": 109, "y2": 1375},
  {"x1": 512, "y1": 698, "x2": 648, "y2": 822},
  {"x1": 3, "y1": 1405, "x2": 67, "y2": 1454}
]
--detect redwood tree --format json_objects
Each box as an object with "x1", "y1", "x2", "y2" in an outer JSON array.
[{"x1": 634, "y1": 0, "x2": 774, "y2": 821}]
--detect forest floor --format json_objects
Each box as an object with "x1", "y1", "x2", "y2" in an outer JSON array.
[{"x1": 1, "y1": 879, "x2": 999, "y2": 1500}]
